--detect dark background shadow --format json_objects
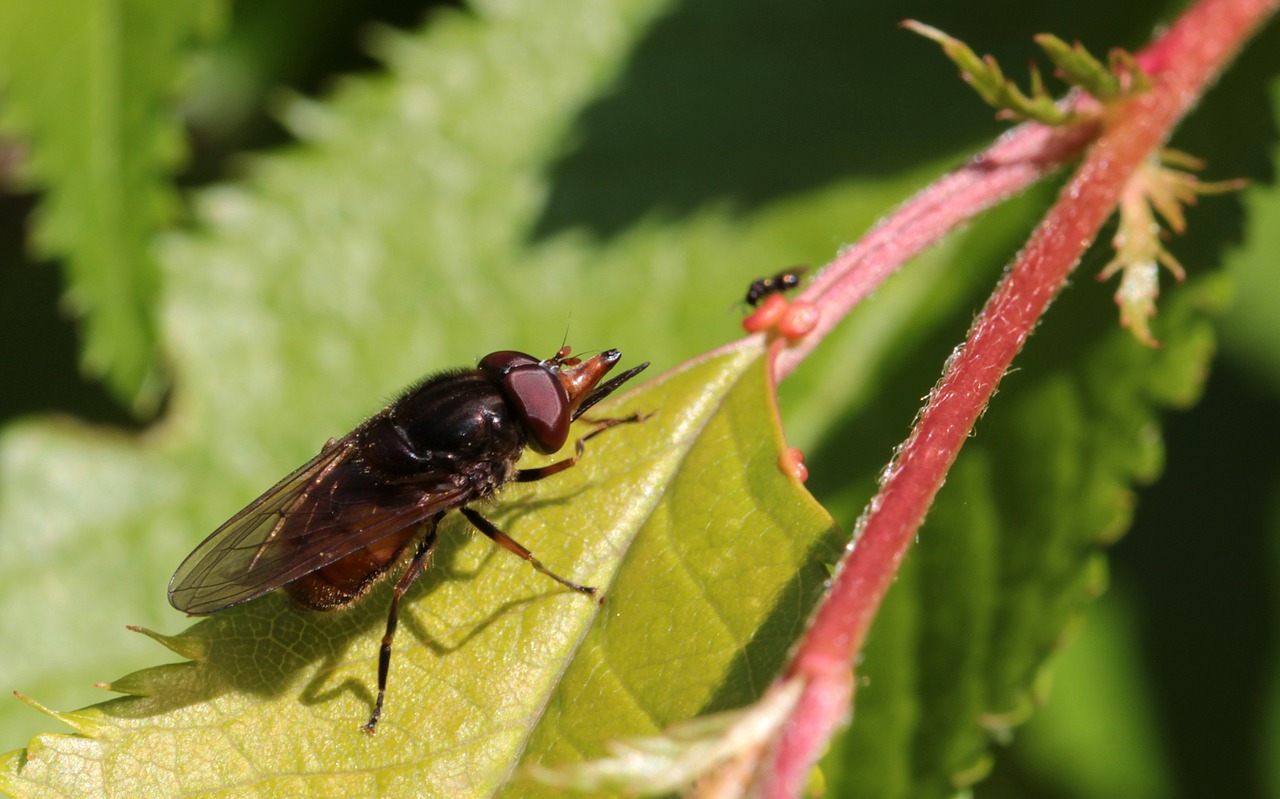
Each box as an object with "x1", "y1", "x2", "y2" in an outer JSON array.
[{"x1": 529, "y1": 0, "x2": 1162, "y2": 242}]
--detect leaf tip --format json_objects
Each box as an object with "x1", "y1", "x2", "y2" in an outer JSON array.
[
  {"x1": 127, "y1": 624, "x2": 209, "y2": 661},
  {"x1": 12, "y1": 692, "x2": 107, "y2": 738}
]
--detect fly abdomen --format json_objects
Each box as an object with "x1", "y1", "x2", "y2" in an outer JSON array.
[{"x1": 286, "y1": 527, "x2": 421, "y2": 610}]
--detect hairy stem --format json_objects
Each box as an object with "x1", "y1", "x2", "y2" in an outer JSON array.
[{"x1": 762, "y1": 0, "x2": 1278, "y2": 795}]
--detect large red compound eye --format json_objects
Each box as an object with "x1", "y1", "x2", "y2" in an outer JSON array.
[
  {"x1": 478, "y1": 350, "x2": 571, "y2": 454},
  {"x1": 478, "y1": 350, "x2": 539, "y2": 373}
]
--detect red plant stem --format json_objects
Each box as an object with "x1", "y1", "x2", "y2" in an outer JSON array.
[
  {"x1": 763, "y1": 0, "x2": 1278, "y2": 795},
  {"x1": 772, "y1": 114, "x2": 1097, "y2": 382}
]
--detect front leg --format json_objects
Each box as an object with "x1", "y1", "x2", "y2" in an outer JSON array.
[{"x1": 515, "y1": 413, "x2": 647, "y2": 483}]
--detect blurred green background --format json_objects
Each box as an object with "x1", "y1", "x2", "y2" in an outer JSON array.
[{"x1": 1, "y1": 0, "x2": 1277, "y2": 796}]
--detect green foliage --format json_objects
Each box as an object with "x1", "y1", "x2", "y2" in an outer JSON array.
[
  {"x1": 905, "y1": 22, "x2": 1148, "y2": 124},
  {"x1": 0, "y1": 349, "x2": 838, "y2": 798},
  {"x1": 511, "y1": 353, "x2": 839, "y2": 798},
  {"x1": 1032, "y1": 34, "x2": 1148, "y2": 99},
  {"x1": 0, "y1": 1, "x2": 1274, "y2": 797},
  {"x1": 0, "y1": 0, "x2": 224, "y2": 411},
  {"x1": 821, "y1": 265, "x2": 1223, "y2": 795}
]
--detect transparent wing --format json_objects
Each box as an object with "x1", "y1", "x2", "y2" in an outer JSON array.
[{"x1": 168, "y1": 437, "x2": 469, "y2": 614}]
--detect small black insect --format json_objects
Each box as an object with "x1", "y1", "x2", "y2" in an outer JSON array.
[
  {"x1": 169, "y1": 346, "x2": 647, "y2": 733},
  {"x1": 743, "y1": 266, "x2": 808, "y2": 307}
]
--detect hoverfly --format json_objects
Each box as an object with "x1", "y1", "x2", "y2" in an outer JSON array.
[
  {"x1": 169, "y1": 346, "x2": 647, "y2": 733},
  {"x1": 743, "y1": 266, "x2": 808, "y2": 307}
]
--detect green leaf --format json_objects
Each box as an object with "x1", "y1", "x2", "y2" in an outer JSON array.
[
  {"x1": 819, "y1": 262, "x2": 1224, "y2": 795},
  {"x1": 903, "y1": 21, "x2": 1072, "y2": 125},
  {"x1": 0, "y1": 1, "x2": 1269, "y2": 797},
  {"x1": 0, "y1": 0, "x2": 223, "y2": 411},
  {"x1": 1033, "y1": 34, "x2": 1128, "y2": 101},
  {"x1": 0, "y1": 0, "x2": 857, "y2": 794},
  {"x1": 905, "y1": 24, "x2": 1149, "y2": 126},
  {"x1": 0, "y1": 344, "x2": 838, "y2": 798},
  {"x1": 510, "y1": 352, "x2": 839, "y2": 797}
]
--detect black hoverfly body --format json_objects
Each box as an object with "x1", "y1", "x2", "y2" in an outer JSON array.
[
  {"x1": 168, "y1": 346, "x2": 648, "y2": 733},
  {"x1": 742, "y1": 265, "x2": 808, "y2": 307}
]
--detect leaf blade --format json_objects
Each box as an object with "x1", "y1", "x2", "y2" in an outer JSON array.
[{"x1": 0, "y1": 0, "x2": 221, "y2": 410}]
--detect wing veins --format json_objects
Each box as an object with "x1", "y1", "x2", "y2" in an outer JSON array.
[{"x1": 169, "y1": 435, "x2": 472, "y2": 614}]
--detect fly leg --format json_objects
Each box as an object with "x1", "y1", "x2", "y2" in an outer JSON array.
[
  {"x1": 459, "y1": 506, "x2": 595, "y2": 596},
  {"x1": 362, "y1": 516, "x2": 441, "y2": 735},
  {"x1": 514, "y1": 413, "x2": 647, "y2": 482}
]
